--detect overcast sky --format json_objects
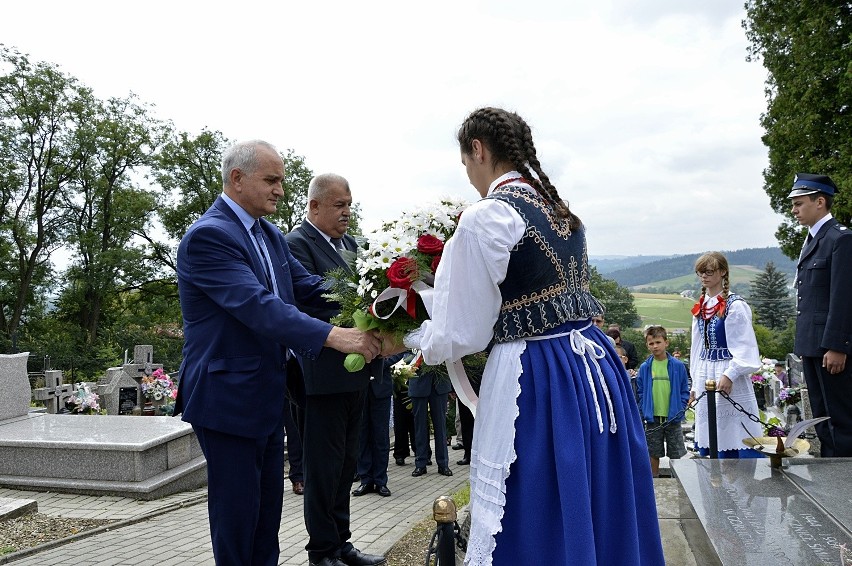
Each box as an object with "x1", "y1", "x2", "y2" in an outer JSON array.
[{"x1": 0, "y1": 0, "x2": 787, "y2": 257}]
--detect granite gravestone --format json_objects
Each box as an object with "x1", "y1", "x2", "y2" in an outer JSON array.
[
  {"x1": 672, "y1": 458, "x2": 852, "y2": 565},
  {"x1": 0, "y1": 352, "x2": 32, "y2": 421},
  {"x1": 96, "y1": 345, "x2": 163, "y2": 415}
]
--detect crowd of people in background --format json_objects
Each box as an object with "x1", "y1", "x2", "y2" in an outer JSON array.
[{"x1": 173, "y1": 109, "x2": 848, "y2": 565}]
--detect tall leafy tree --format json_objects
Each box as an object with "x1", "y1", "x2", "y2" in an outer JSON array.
[
  {"x1": 0, "y1": 46, "x2": 91, "y2": 344},
  {"x1": 150, "y1": 128, "x2": 230, "y2": 271},
  {"x1": 749, "y1": 261, "x2": 793, "y2": 330},
  {"x1": 743, "y1": 1, "x2": 852, "y2": 258},
  {"x1": 589, "y1": 266, "x2": 640, "y2": 329},
  {"x1": 60, "y1": 94, "x2": 165, "y2": 344}
]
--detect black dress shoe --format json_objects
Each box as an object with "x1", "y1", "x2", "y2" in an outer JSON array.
[
  {"x1": 352, "y1": 483, "x2": 374, "y2": 496},
  {"x1": 309, "y1": 557, "x2": 347, "y2": 566},
  {"x1": 426, "y1": 459, "x2": 433, "y2": 466},
  {"x1": 438, "y1": 467, "x2": 453, "y2": 476},
  {"x1": 339, "y1": 547, "x2": 387, "y2": 566},
  {"x1": 394, "y1": 457, "x2": 406, "y2": 466},
  {"x1": 411, "y1": 467, "x2": 427, "y2": 477},
  {"x1": 457, "y1": 458, "x2": 470, "y2": 466},
  {"x1": 452, "y1": 442, "x2": 464, "y2": 450},
  {"x1": 376, "y1": 485, "x2": 391, "y2": 497}
]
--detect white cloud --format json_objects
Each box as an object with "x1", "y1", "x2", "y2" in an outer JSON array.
[{"x1": 0, "y1": 0, "x2": 786, "y2": 255}]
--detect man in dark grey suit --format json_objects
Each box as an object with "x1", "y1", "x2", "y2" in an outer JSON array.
[
  {"x1": 789, "y1": 173, "x2": 852, "y2": 456},
  {"x1": 286, "y1": 173, "x2": 386, "y2": 566}
]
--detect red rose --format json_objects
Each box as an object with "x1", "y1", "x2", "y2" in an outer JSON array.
[
  {"x1": 386, "y1": 257, "x2": 419, "y2": 290},
  {"x1": 417, "y1": 234, "x2": 444, "y2": 255},
  {"x1": 430, "y1": 254, "x2": 442, "y2": 274}
]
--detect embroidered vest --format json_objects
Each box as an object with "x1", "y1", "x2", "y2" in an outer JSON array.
[
  {"x1": 487, "y1": 186, "x2": 604, "y2": 343},
  {"x1": 697, "y1": 294, "x2": 744, "y2": 361}
]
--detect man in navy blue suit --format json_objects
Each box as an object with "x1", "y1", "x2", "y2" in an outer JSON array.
[
  {"x1": 175, "y1": 141, "x2": 382, "y2": 566},
  {"x1": 353, "y1": 354, "x2": 403, "y2": 497},
  {"x1": 286, "y1": 174, "x2": 388, "y2": 566},
  {"x1": 789, "y1": 173, "x2": 852, "y2": 456},
  {"x1": 408, "y1": 362, "x2": 453, "y2": 478}
]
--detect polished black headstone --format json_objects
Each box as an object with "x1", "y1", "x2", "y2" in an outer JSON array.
[
  {"x1": 672, "y1": 458, "x2": 852, "y2": 566},
  {"x1": 118, "y1": 386, "x2": 138, "y2": 415}
]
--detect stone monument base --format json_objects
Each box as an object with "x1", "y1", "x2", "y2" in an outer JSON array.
[{"x1": 0, "y1": 413, "x2": 206, "y2": 500}]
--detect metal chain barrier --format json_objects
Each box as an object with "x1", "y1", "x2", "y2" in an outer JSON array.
[{"x1": 643, "y1": 391, "x2": 706, "y2": 434}]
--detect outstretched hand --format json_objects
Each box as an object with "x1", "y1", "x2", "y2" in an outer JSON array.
[{"x1": 325, "y1": 327, "x2": 382, "y2": 362}]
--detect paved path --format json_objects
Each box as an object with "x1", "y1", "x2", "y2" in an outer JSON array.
[{"x1": 0, "y1": 457, "x2": 468, "y2": 565}]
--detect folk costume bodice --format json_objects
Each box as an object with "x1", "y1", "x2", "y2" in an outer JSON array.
[
  {"x1": 695, "y1": 293, "x2": 745, "y2": 362},
  {"x1": 486, "y1": 184, "x2": 604, "y2": 343}
]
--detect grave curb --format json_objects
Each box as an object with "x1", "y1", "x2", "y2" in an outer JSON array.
[{"x1": 0, "y1": 492, "x2": 207, "y2": 565}]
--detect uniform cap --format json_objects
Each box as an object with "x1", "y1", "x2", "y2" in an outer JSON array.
[{"x1": 787, "y1": 173, "x2": 837, "y2": 198}]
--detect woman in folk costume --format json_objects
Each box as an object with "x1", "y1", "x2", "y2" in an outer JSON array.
[
  {"x1": 384, "y1": 107, "x2": 664, "y2": 565},
  {"x1": 690, "y1": 251, "x2": 763, "y2": 457}
]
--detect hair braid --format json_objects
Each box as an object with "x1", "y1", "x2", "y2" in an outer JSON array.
[{"x1": 457, "y1": 107, "x2": 581, "y2": 230}]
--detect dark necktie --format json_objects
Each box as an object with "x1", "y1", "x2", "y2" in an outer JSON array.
[
  {"x1": 251, "y1": 221, "x2": 273, "y2": 290},
  {"x1": 805, "y1": 233, "x2": 813, "y2": 246},
  {"x1": 331, "y1": 237, "x2": 344, "y2": 254}
]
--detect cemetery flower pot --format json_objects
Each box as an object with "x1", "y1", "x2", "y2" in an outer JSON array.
[{"x1": 142, "y1": 402, "x2": 156, "y2": 416}]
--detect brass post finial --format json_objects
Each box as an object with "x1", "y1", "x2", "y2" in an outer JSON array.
[
  {"x1": 705, "y1": 379, "x2": 717, "y2": 391},
  {"x1": 432, "y1": 495, "x2": 457, "y2": 523}
]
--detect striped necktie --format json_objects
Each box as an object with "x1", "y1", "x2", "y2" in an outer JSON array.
[{"x1": 251, "y1": 220, "x2": 274, "y2": 291}]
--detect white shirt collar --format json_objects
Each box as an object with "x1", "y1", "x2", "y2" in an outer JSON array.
[
  {"x1": 220, "y1": 192, "x2": 256, "y2": 233},
  {"x1": 486, "y1": 171, "x2": 524, "y2": 196},
  {"x1": 809, "y1": 213, "x2": 833, "y2": 237},
  {"x1": 306, "y1": 218, "x2": 334, "y2": 244}
]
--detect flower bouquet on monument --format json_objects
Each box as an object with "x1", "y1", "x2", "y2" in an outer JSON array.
[
  {"x1": 323, "y1": 197, "x2": 469, "y2": 372},
  {"x1": 140, "y1": 368, "x2": 177, "y2": 403},
  {"x1": 778, "y1": 386, "x2": 802, "y2": 410},
  {"x1": 66, "y1": 383, "x2": 104, "y2": 415}
]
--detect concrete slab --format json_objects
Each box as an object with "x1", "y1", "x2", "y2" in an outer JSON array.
[{"x1": 0, "y1": 497, "x2": 37, "y2": 521}]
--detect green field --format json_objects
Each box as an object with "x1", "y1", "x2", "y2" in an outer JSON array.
[
  {"x1": 633, "y1": 292, "x2": 695, "y2": 332},
  {"x1": 632, "y1": 264, "x2": 763, "y2": 291}
]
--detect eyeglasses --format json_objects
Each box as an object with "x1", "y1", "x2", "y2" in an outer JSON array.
[{"x1": 696, "y1": 269, "x2": 717, "y2": 277}]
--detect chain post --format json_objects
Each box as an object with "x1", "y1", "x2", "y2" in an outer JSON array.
[
  {"x1": 705, "y1": 379, "x2": 719, "y2": 458},
  {"x1": 431, "y1": 496, "x2": 457, "y2": 565}
]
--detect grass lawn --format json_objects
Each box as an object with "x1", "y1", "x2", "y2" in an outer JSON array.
[{"x1": 633, "y1": 292, "x2": 695, "y2": 331}]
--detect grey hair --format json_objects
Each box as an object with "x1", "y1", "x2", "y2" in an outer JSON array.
[
  {"x1": 221, "y1": 140, "x2": 279, "y2": 187},
  {"x1": 307, "y1": 173, "x2": 350, "y2": 203}
]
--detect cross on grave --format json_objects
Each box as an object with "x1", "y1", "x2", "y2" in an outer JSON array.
[
  {"x1": 32, "y1": 370, "x2": 73, "y2": 414},
  {"x1": 135, "y1": 345, "x2": 154, "y2": 380}
]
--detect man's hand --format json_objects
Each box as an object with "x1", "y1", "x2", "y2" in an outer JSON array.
[
  {"x1": 378, "y1": 332, "x2": 408, "y2": 357},
  {"x1": 823, "y1": 350, "x2": 847, "y2": 375},
  {"x1": 325, "y1": 327, "x2": 382, "y2": 362},
  {"x1": 716, "y1": 374, "x2": 733, "y2": 395}
]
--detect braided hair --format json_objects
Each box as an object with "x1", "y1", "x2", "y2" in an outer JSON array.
[{"x1": 457, "y1": 107, "x2": 581, "y2": 231}]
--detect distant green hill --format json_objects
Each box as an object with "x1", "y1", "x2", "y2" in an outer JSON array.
[
  {"x1": 602, "y1": 247, "x2": 796, "y2": 289},
  {"x1": 633, "y1": 265, "x2": 765, "y2": 293}
]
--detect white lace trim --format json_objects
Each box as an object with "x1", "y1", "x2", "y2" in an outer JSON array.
[
  {"x1": 464, "y1": 326, "x2": 617, "y2": 565},
  {"x1": 464, "y1": 340, "x2": 525, "y2": 566}
]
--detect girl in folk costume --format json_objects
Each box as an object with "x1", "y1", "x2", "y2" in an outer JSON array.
[
  {"x1": 384, "y1": 107, "x2": 664, "y2": 565},
  {"x1": 690, "y1": 251, "x2": 763, "y2": 457}
]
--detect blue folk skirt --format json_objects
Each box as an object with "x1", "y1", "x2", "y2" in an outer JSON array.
[{"x1": 491, "y1": 320, "x2": 665, "y2": 565}]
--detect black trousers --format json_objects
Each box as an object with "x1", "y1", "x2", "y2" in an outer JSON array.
[
  {"x1": 303, "y1": 389, "x2": 366, "y2": 562},
  {"x1": 392, "y1": 389, "x2": 416, "y2": 459},
  {"x1": 458, "y1": 400, "x2": 474, "y2": 460},
  {"x1": 802, "y1": 355, "x2": 852, "y2": 457}
]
